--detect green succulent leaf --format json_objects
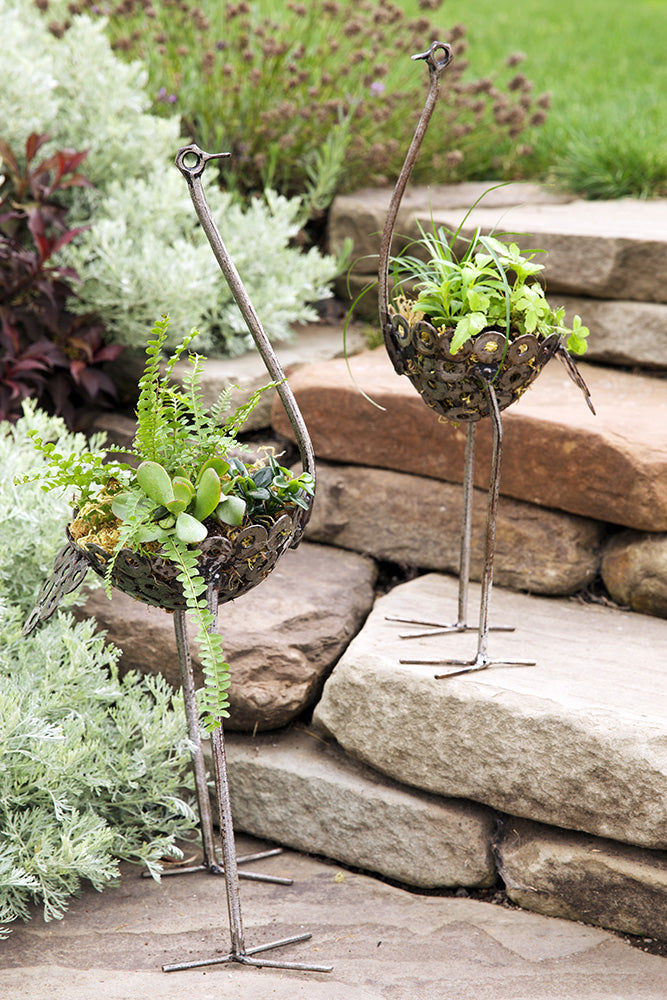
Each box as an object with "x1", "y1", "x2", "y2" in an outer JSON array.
[
  {"x1": 193, "y1": 467, "x2": 221, "y2": 521},
  {"x1": 175, "y1": 512, "x2": 207, "y2": 544},
  {"x1": 215, "y1": 496, "x2": 246, "y2": 526},
  {"x1": 137, "y1": 461, "x2": 174, "y2": 506},
  {"x1": 197, "y1": 457, "x2": 230, "y2": 482},
  {"x1": 165, "y1": 477, "x2": 195, "y2": 515},
  {"x1": 112, "y1": 492, "x2": 152, "y2": 522}
]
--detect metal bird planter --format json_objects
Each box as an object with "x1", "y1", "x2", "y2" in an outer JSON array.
[
  {"x1": 387, "y1": 316, "x2": 561, "y2": 423},
  {"x1": 23, "y1": 144, "x2": 331, "y2": 976},
  {"x1": 377, "y1": 42, "x2": 594, "y2": 675}
]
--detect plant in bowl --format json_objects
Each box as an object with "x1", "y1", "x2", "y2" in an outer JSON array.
[
  {"x1": 385, "y1": 206, "x2": 591, "y2": 423},
  {"x1": 20, "y1": 314, "x2": 314, "y2": 731}
]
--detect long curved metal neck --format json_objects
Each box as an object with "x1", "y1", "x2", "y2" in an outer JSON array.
[
  {"x1": 377, "y1": 42, "x2": 453, "y2": 373},
  {"x1": 175, "y1": 145, "x2": 315, "y2": 538}
]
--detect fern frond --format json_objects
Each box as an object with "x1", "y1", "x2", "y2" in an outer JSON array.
[
  {"x1": 162, "y1": 327, "x2": 200, "y2": 382},
  {"x1": 221, "y1": 380, "x2": 284, "y2": 436},
  {"x1": 161, "y1": 537, "x2": 230, "y2": 732},
  {"x1": 135, "y1": 316, "x2": 171, "y2": 463},
  {"x1": 181, "y1": 354, "x2": 206, "y2": 445},
  {"x1": 208, "y1": 384, "x2": 234, "y2": 428}
]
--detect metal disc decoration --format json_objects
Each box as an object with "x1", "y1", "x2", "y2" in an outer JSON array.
[
  {"x1": 66, "y1": 508, "x2": 301, "y2": 612},
  {"x1": 377, "y1": 42, "x2": 594, "y2": 677},
  {"x1": 390, "y1": 318, "x2": 562, "y2": 422}
]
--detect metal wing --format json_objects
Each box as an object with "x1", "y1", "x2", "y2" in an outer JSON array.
[
  {"x1": 22, "y1": 544, "x2": 90, "y2": 637},
  {"x1": 556, "y1": 344, "x2": 596, "y2": 415}
]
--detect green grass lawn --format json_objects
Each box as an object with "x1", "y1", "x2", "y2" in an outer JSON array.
[{"x1": 400, "y1": 0, "x2": 667, "y2": 197}]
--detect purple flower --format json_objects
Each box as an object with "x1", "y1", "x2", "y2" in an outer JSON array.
[
  {"x1": 156, "y1": 86, "x2": 178, "y2": 104},
  {"x1": 369, "y1": 80, "x2": 386, "y2": 96}
]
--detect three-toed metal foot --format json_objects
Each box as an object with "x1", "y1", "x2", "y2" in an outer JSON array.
[
  {"x1": 163, "y1": 933, "x2": 333, "y2": 974},
  {"x1": 149, "y1": 845, "x2": 293, "y2": 885},
  {"x1": 387, "y1": 613, "x2": 514, "y2": 640},
  {"x1": 400, "y1": 651, "x2": 536, "y2": 678}
]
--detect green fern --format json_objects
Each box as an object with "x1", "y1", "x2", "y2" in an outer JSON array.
[
  {"x1": 134, "y1": 316, "x2": 168, "y2": 464},
  {"x1": 21, "y1": 316, "x2": 309, "y2": 734},
  {"x1": 161, "y1": 536, "x2": 230, "y2": 732}
]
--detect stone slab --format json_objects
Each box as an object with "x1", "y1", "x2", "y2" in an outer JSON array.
[
  {"x1": 272, "y1": 349, "x2": 667, "y2": 531},
  {"x1": 330, "y1": 185, "x2": 667, "y2": 303},
  {"x1": 224, "y1": 727, "x2": 496, "y2": 889},
  {"x1": 555, "y1": 296, "x2": 667, "y2": 371},
  {"x1": 496, "y1": 817, "x2": 667, "y2": 941},
  {"x1": 601, "y1": 530, "x2": 667, "y2": 619},
  {"x1": 2, "y1": 834, "x2": 665, "y2": 1000},
  {"x1": 305, "y1": 461, "x2": 603, "y2": 595},
  {"x1": 312, "y1": 573, "x2": 667, "y2": 849},
  {"x1": 78, "y1": 542, "x2": 377, "y2": 732}
]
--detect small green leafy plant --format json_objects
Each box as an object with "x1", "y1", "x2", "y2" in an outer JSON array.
[
  {"x1": 20, "y1": 315, "x2": 314, "y2": 731},
  {"x1": 391, "y1": 220, "x2": 589, "y2": 357}
]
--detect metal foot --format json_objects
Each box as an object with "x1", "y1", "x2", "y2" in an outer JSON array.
[
  {"x1": 400, "y1": 653, "x2": 536, "y2": 677},
  {"x1": 386, "y1": 614, "x2": 514, "y2": 639},
  {"x1": 151, "y1": 847, "x2": 292, "y2": 885},
  {"x1": 163, "y1": 932, "x2": 333, "y2": 974}
]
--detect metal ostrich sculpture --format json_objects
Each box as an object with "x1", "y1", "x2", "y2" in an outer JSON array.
[
  {"x1": 377, "y1": 42, "x2": 595, "y2": 677},
  {"x1": 23, "y1": 145, "x2": 332, "y2": 975}
]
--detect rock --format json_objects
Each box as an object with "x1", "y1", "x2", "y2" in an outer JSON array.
[
  {"x1": 312, "y1": 573, "x2": 667, "y2": 849},
  {"x1": 495, "y1": 817, "x2": 667, "y2": 941},
  {"x1": 8, "y1": 833, "x2": 665, "y2": 1000},
  {"x1": 272, "y1": 349, "x2": 667, "y2": 531},
  {"x1": 224, "y1": 728, "x2": 496, "y2": 889},
  {"x1": 330, "y1": 185, "x2": 667, "y2": 304},
  {"x1": 555, "y1": 296, "x2": 667, "y2": 371},
  {"x1": 328, "y1": 181, "x2": 574, "y2": 277},
  {"x1": 601, "y1": 531, "x2": 667, "y2": 619},
  {"x1": 305, "y1": 462, "x2": 603, "y2": 595},
  {"x1": 87, "y1": 412, "x2": 137, "y2": 450},
  {"x1": 78, "y1": 542, "x2": 377, "y2": 732}
]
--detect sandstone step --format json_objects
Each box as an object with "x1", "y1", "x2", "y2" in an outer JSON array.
[
  {"x1": 224, "y1": 728, "x2": 496, "y2": 889},
  {"x1": 7, "y1": 833, "x2": 665, "y2": 1000},
  {"x1": 222, "y1": 729, "x2": 667, "y2": 941},
  {"x1": 77, "y1": 542, "x2": 377, "y2": 732},
  {"x1": 553, "y1": 296, "x2": 667, "y2": 372},
  {"x1": 495, "y1": 817, "x2": 667, "y2": 941},
  {"x1": 312, "y1": 573, "x2": 667, "y2": 850},
  {"x1": 330, "y1": 182, "x2": 667, "y2": 304},
  {"x1": 272, "y1": 349, "x2": 667, "y2": 531},
  {"x1": 304, "y1": 461, "x2": 603, "y2": 596}
]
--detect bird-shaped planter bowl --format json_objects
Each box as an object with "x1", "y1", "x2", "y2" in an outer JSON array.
[
  {"x1": 65, "y1": 503, "x2": 306, "y2": 612},
  {"x1": 387, "y1": 312, "x2": 561, "y2": 423}
]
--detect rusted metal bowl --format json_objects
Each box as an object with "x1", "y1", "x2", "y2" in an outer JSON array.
[
  {"x1": 388, "y1": 314, "x2": 561, "y2": 423},
  {"x1": 66, "y1": 506, "x2": 305, "y2": 612}
]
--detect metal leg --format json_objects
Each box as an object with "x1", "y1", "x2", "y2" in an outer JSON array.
[
  {"x1": 154, "y1": 609, "x2": 291, "y2": 886},
  {"x1": 402, "y1": 383, "x2": 535, "y2": 676},
  {"x1": 162, "y1": 588, "x2": 333, "y2": 975},
  {"x1": 388, "y1": 422, "x2": 512, "y2": 640}
]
